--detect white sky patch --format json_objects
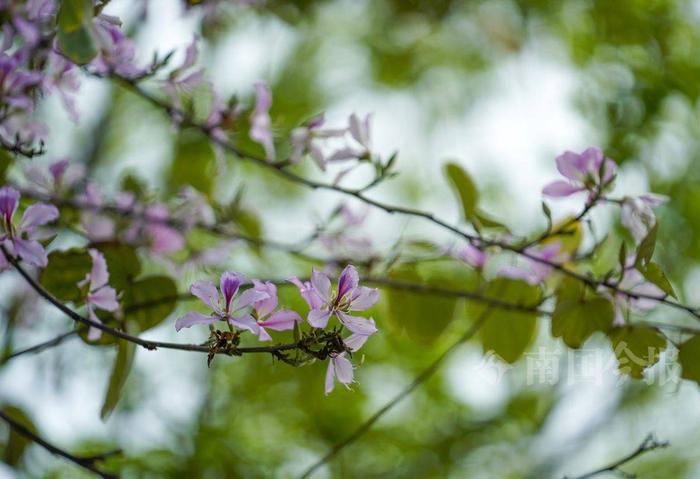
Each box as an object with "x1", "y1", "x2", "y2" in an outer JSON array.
[{"x1": 444, "y1": 344, "x2": 511, "y2": 414}]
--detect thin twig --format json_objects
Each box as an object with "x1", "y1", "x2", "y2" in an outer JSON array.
[
  {"x1": 297, "y1": 306, "x2": 495, "y2": 479},
  {"x1": 0, "y1": 246, "x2": 337, "y2": 356},
  {"x1": 0, "y1": 410, "x2": 118, "y2": 479},
  {"x1": 107, "y1": 74, "x2": 700, "y2": 324},
  {"x1": 3, "y1": 330, "x2": 80, "y2": 361},
  {"x1": 564, "y1": 433, "x2": 668, "y2": 479}
]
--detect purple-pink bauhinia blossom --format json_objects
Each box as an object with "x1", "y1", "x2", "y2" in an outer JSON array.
[
  {"x1": 250, "y1": 81, "x2": 275, "y2": 161},
  {"x1": 0, "y1": 185, "x2": 58, "y2": 268},
  {"x1": 175, "y1": 272, "x2": 269, "y2": 334},
  {"x1": 25, "y1": 158, "x2": 85, "y2": 196},
  {"x1": 250, "y1": 280, "x2": 302, "y2": 341},
  {"x1": 620, "y1": 193, "x2": 669, "y2": 244},
  {"x1": 455, "y1": 242, "x2": 487, "y2": 270},
  {"x1": 606, "y1": 255, "x2": 667, "y2": 326},
  {"x1": 325, "y1": 352, "x2": 354, "y2": 395},
  {"x1": 289, "y1": 265, "x2": 378, "y2": 335},
  {"x1": 542, "y1": 147, "x2": 617, "y2": 198},
  {"x1": 289, "y1": 265, "x2": 379, "y2": 393},
  {"x1": 499, "y1": 242, "x2": 565, "y2": 285},
  {"x1": 78, "y1": 248, "x2": 120, "y2": 341}
]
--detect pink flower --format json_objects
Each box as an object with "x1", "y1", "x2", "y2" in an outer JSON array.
[
  {"x1": 499, "y1": 242, "x2": 564, "y2": 285},
  {"x1": 542, "y1": 147, "x2": 616, "y2": 198},
  {"x1": 455, "y1": 243, "x2": 487, "y2": 269},
  {"x1": 175, "y1": 272, "x2": 270, "y2": 333},
  {"x1": 607, "y1": 256, "x2": 667, "y2": 325},
  {"x1": 325, "y1": 113, "x2": 373, "y2": 163},
  {"x1": 78, "y1": 249, "x2": 120, "y2": 341},
  {"x1": 289, "y1": 265, "x2": 379, "y2": 336},
  {"x1": 325, "y1": 352, "x2": 354, "y2": 395},
  {"x1": 290, "y1": 113, "x2": 347, "y2": 169},
  {"x1": 0, "y1": 186, "x2": 58, "y2": 268},
  {"x1": 250, "y1": 280, "x2": 302, "y2": 341},
  {"x1": 250, "y1": 81, "x2": 275, "y2": 161},
  {"x1": 620, "y1": 193, "x2": 668, "y2": 244},
  {"x1": 25, "y1": 158, "x2": 85, "y2": 196}
]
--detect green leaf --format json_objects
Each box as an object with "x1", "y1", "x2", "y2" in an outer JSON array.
[
  {"x1": 542, "y1": 217, "x2": 583, "y2": 256},
  {"x1": 101, "y1": 340, "x2": 136, "y2": 420},
  {"x1": 385, "y1": 265, "x2": 458, "y2": 344},
  {"x1": 56, "y1": 0, "x2": 96, "y2": 65},
  {"x1": 168, "y1": 130, "x2": 216, "y2": 198},
  {"x1": 123, "y1": 276, "x2": 178, "y2": 333},
  {"x1": 444, "y1": 162, "x2": 478, "y2": 221},
  {"x1": 469, "y1": 278, "x2": 542, "y2": 363},
  {"x1": 39, "y1": 249, "x2": 91, "y2": 303},
  {"x1": 639, "y1": 261, "x2": 676, "y2": 299},
  {"x1": 0, "y1": 150, "x2": 11, "y2": 182},
  {"x1": 474, "y1": 209, "x2": 508, "y2": 231},
  {"x1": 57, "y1": 0, "x2": 88, "y2": 32},
  {"x1": 1, "y1": 405, "x2": 36, "y2": 467},
  {"x1": 608, "y1": 326, "x2": 666, "y2": 378},
  {"x1": 636, "y1": 222, "x2": 658, "y2": 267},
  {"x1": 679, "y1": 335, "x2": 700, "y2": 385},
  {"x1": 552, "y1": 294, "x2": 614, "y2": 349},
  {"x1": 90, "y1": 242, "x2": 141, "y2": 292},
  {"x1": 618, "y1": 241, "x2": 628, "y2": 279}
]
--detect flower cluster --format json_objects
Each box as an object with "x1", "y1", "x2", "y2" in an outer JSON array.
[
  {"x1": 0, "y1": 1, "x2": 145, "y2": 154},
  {"x1": 78, "y1": 248, "x2": 120, "y2": 341},
  {"x1": 176, "y1": 265, "x2": 379, "y2": 395},
  {"x1": 542, "y1": 147, "x2": 616, "y2": 199},
  {"x1": 0, "y1": 186, "x2": 58, "y2": 268}
]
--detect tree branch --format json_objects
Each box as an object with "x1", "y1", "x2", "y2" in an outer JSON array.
[
  {"x1": 564, "y1": 433, "x2": 669, "y2": 479},
  {"x1": 0, "y1": 410, "x2": 118, "y2": 479},
  {"x1": 104, "y1": 73, "x2": 700, "y2": 324},
  {"x1": 3, "y1": 330, "x2": 80, "y2": 361}
]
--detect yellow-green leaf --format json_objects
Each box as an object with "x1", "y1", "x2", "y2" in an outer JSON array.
[
  {"x1": 608, "y1": 326, "x2": 666, "y2": 378},
  {"x1": 444, "y1": 162, "x2": 479, "y2": 221},
  {"x1": 679, "y1": 335, "x2": 700, "y2": 385},
  {"x1": 123, "y1": 276, "x2": 178, "y2": 333},
  {"x1": 1, "y1": 405, "x2": 36, "y2": 467},
  {"x1": 552, "y1": 296, "x2": 614, "y2": 349},
  {"x1": 39, "y1": 249, "x2": 91, "y2": 303},
  {"x1": 101, "y1": 340, "x2": 135, "y2": 421},
  {"x1": 469, "y1": 278, "x2": 542, "y2": 363}
]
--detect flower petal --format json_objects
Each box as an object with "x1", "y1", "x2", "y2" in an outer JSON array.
[
  {"x1": 542, "y1": 181, "x2": 583, "y2": 198},
  {"x1": 13, "y1": 238, "x2": 48, "y2": 267},
  {"x1": 325, "y1": 358, "x2": 335, "y2": 395},
  {"x1": 252, "y1": 280, "x2": 278, "y2": 317},
  {"x1": 344, "y1": 333, "x2": 369, "y2": 352},
  {"x1": 288, "y1": 277, "x2": 324, "y2": 309},
  {"x1": 228, "y1": 314, "x2": 260, "y2": 335},
  {"x1": 349, "y1": 286, "x2": 379, "y2": 311},
  {"x1": 0, "y1": 186, "x2": 19, "y2": 222},
  {"x1": 308, "y1": 308, "x2": 332, "y2": 328},
  {"x1": 175, "y1": 311, "x2": 218, "y2": 331},
  {"x1": 19, "y1": 203, "x2": 58, "y2": 230},
  {"x1": 190, "y1": 280, "x2": 220, "y2": 312},
  {"x1": 236, "y1": 289, "x2": 269, "y2": 310},
  {"x1": 333, "y1": 353, "x2": 354, "y2": 386},
  {"x1": 220, "y1": 271, "x2": 245, "y2": 311},
  {"x1": 555, "y1": 151, "x2": 586, "y2": 181},
  {"x1": 259, "y1": 310, "x2": 302, "y2": 331},
  {"x1": 311, "y1": 268, "x2": 332, "y2": 303},
  {"x1": 337, "y1": 312, "x2": 377, "y2": 335},
  {"x1": 337, "y1": 264, "x2": 359, "y2": 300},
  {"x1": 89, "y1": 286, "x2": 119, "y2": 312},
  {"x1": 87, "y1": 307, "x2": 103, "y2": 341},
  {"x1": 87, "y1": 248, "x2": 109, "y2": 290}
]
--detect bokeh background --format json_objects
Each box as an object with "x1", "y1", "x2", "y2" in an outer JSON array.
[{"x1": 2, "y1": 0, "x2": 700, "y2": 477}]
